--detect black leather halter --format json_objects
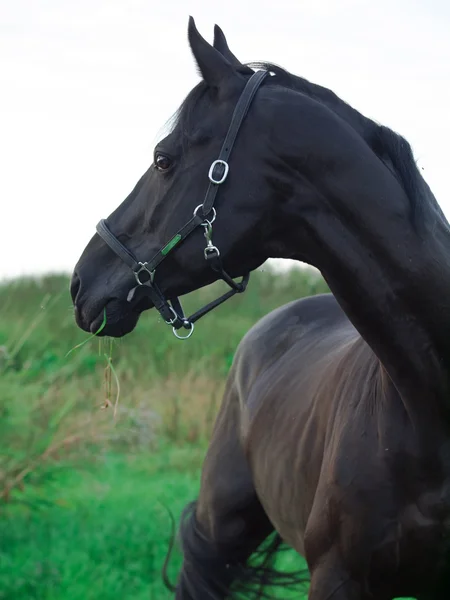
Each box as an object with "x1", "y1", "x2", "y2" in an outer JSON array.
[{"x1": 96, "y1": 70, "x2": 268, "y2": 339}]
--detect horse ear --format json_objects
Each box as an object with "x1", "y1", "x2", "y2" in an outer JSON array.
[
  {"x1": 187, "y1": 16, "x2": 236, "y2": 88},
  {"x1": 213, "y1": 24, "x2": 253, "y2": 75}
]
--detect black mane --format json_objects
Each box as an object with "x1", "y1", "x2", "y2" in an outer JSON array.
[
  {"x1": 248, "y1": 61, "x2": 438, "y2": 226},
  {"x1": 168, "y1": 61, "x2": 439, "y2": 227}
]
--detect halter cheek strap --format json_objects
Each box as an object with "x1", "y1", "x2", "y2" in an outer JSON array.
[{"x1": 95, "y1": 70, "x2": 268, "y2": 339}]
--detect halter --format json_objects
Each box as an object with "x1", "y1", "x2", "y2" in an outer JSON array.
[{"x1": 96, "y1": 70, "x2": 268, "y2": 339}]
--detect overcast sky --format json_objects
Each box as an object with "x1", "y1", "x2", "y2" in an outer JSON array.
[{"x1": 1, "y1": 0, "x2": 449, "y2": 280}]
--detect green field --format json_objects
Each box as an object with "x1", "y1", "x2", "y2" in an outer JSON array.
[{"x1": 0, "y1": 266, "x2": 327, "y2": 599}]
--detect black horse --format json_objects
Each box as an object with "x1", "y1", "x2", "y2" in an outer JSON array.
[{"x1": 71, "y1": 17, "x2": 450, "y2": 600}]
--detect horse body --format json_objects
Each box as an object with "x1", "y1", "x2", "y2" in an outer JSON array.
[
  {"x1": 70, "y1": 17, "x2": 450, "y2": 599},
  {"x1": 193, "y1": 294, "x2": 450, "y2": 599}
]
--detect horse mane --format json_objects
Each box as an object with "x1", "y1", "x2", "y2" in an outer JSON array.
[
  {"x1": 167, "y1": 60, "x2": 440, "y2": 228},
  {"x1": 248, "y1": 61, "x2": 435, "y2": 227}
]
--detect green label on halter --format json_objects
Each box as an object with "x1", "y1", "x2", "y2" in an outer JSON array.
[{"x1": 161, "y1": 234, "x2": 182, "y2": 256}]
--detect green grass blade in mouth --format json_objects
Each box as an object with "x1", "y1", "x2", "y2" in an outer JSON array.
[{"x1": 65, "y1": 310, "x2": 107, "y2": 358}]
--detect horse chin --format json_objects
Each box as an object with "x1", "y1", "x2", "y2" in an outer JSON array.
[{"x1": 87, "y1": 296, "x2": 153, "y2": 338}]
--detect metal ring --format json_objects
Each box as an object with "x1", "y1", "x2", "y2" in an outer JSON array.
[
  {"x1": 208, "y1": 159, "x2": 229, "y2": 185},
  {"x1": 173, "y1": 321, "x2": 194, "y2": 339},
  {"x1": 193, "y1": 205, "x2": 216, "y2": 224}
]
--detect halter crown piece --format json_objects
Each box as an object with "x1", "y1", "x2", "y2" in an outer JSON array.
[{"x1": 95, "y1": 70, "x2": 268, "y2": 339}]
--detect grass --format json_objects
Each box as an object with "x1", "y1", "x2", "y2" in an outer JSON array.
[
  {"x1": 0, "y1": 449, "x2": 202, "y2": 600},
  {"x1": 0, "y1": 265, "x2": 328, "y2": 599},
  {"x1": 0, "y1": 447, "x2": 307, "y2": 600}
]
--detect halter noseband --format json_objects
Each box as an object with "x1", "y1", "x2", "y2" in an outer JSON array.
[{"x1": 96, "y1": 70, "x2": 268, "y2": 339}]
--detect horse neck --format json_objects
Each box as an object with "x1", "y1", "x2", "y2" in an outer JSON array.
[
  {"x1": 271, "y1": 130, "x2": 450, "y2": 424},
  {"x1": 312, "y1": 218, "x2": 450, "y2": 424}
]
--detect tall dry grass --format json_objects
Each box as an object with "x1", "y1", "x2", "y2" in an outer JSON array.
[{"x1": 0, "y1": 265, "x2": 328, "y2": 504}]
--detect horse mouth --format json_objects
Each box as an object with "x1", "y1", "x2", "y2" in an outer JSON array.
[{"x1": 77, "y1": 295, "x2": 155, "y2": 338}]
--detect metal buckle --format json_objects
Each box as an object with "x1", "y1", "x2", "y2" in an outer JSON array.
[
  {"x1": 208, "y1": 160, "x2": 229, "y2": 185},
  {"x1": 134, "y1": 262, "x2": 155, "y2": 285},
  {"x1": 173, "y1": 321, "x2": 194, "y2": 339},
  {"x1": 164, "y1": 305, "x2": 181, "y2": 326}
]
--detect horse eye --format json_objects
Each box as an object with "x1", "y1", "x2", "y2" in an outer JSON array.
[{"x1": 155, "y1": 153, "x2": 172, "y2": 171}]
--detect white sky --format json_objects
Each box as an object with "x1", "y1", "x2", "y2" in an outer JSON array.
[{"x1": 1, "y1": 0, "x2": 449, "y2": 280}]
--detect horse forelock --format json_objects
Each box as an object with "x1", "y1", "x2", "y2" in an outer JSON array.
[{"x1": 165, "y1": 81, "x2": 210, "y2": 148}]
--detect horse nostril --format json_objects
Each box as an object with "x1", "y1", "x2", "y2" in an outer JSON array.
[{"x1": 70, "y1": 272, "x2": 81, "y2": 303}]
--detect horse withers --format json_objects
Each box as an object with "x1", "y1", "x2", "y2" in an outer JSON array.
[{"x1": 71, "y1": 17, "x2": 450, "y2": 600}]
